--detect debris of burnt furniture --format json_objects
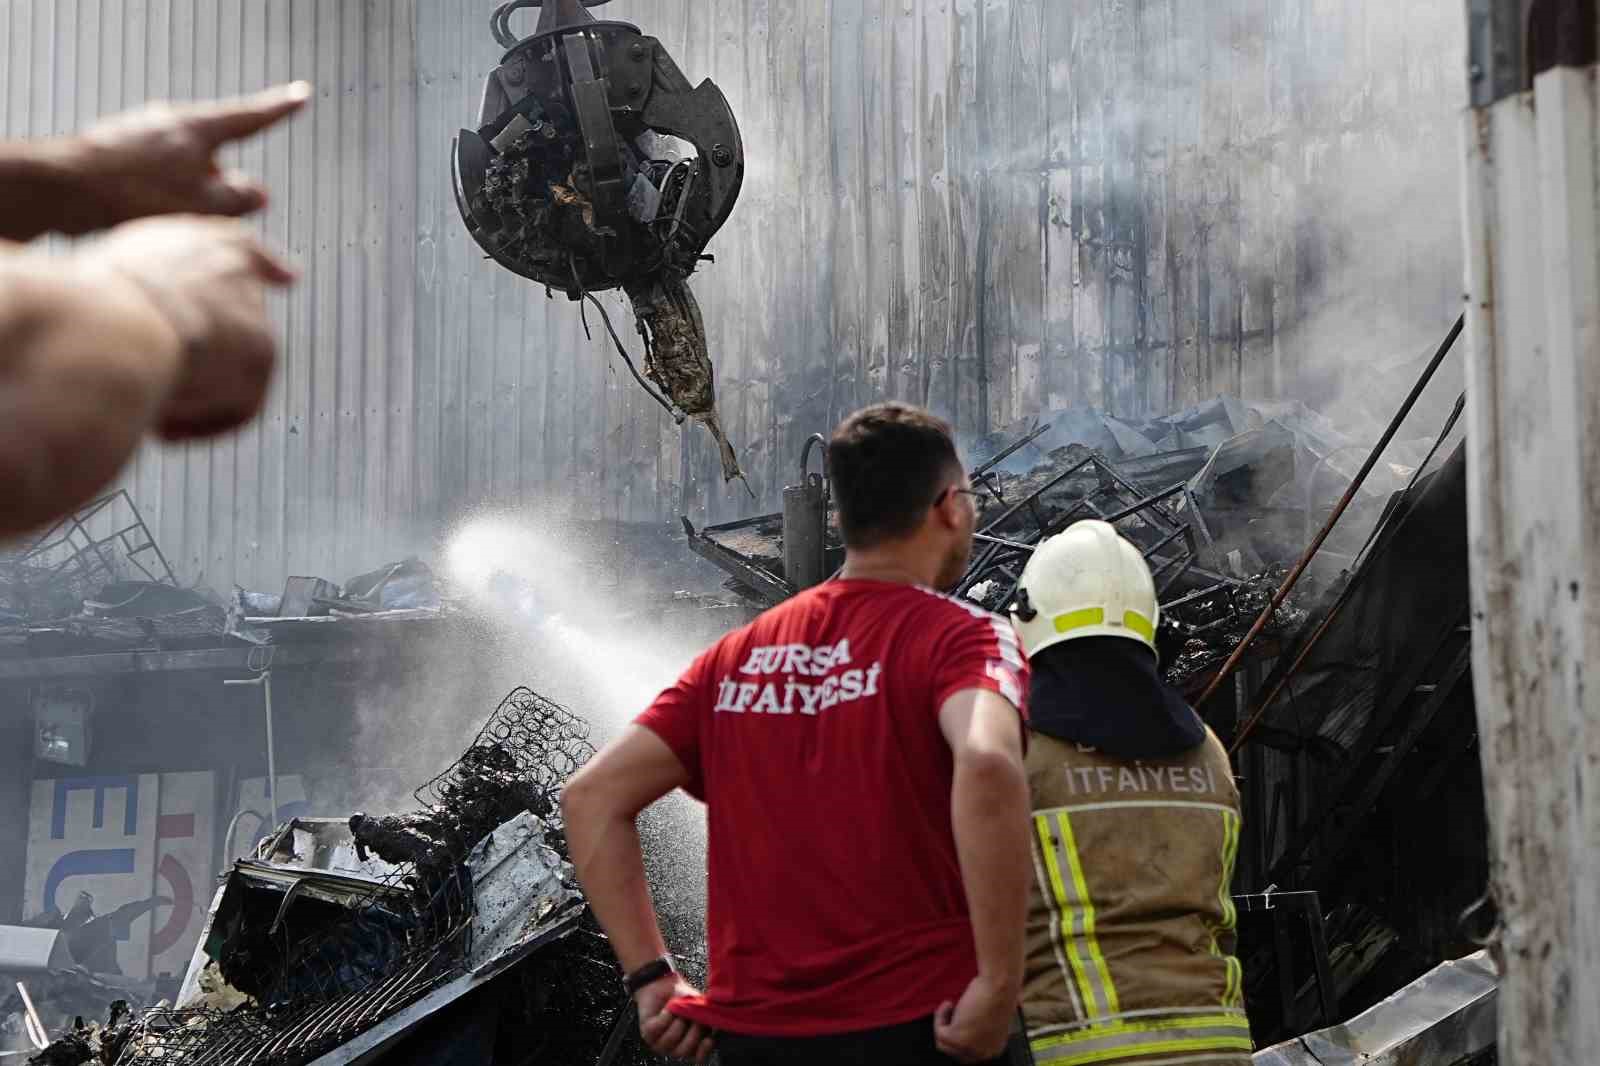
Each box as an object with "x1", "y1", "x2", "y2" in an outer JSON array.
[
  {"x1": 681, "y1": 402, "x2": 1339, "y2": 693},
  {"x1": 0, "y1": 492, "x2": 178, "y2": 625},
  {"x1": 26, "y1": 688, "x2": 655, "y2": 1066}
]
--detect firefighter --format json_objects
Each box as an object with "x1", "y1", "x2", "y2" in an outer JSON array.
[{"x1": 1008, "y1": 520, "x2": 1252, "y2": 1066}]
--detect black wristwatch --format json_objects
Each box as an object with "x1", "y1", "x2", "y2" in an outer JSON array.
[{"x1": 623, "y1": 955, "x2": 676, "y2": 995}]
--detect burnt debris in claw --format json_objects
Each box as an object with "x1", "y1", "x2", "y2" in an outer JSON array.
[
  {"x1": 628, "y1": 273, "x2": 744, "y2": 483},
  {"x1": 455, "y1": 0, "x2": 749, "y2": 483}
]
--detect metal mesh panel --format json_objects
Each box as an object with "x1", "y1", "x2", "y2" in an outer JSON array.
[
  {"x1": 0, "y1": 490, "x2": 177, "y2": 620},
  {"x1": 416, "y1": 686, "x2": 596, "y2": 811},
  {"x1": 960, "y1": 448, "x2": 1238, "y2": 628}
]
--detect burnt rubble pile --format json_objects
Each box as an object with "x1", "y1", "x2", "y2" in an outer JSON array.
[
  {"x1": 0, "y1": 490, "x2": 450, "y2": 677},
  {"x1": 1164, "y1": 568, "x2": 1310, "y2": 691},
  {"x1": 20, "y1": 1001, "x2": 136, "y2": 1066},
  {"x1": 349, "y1": 746, "x2": 549, "y2": 870},
  {"x1": 27, "y1": 688, "x2": 662, "y2": 1066},
  {"x1": 686, "y1": 396, "x2": 1362, "y2": 693},
  {"x1": 352, "y1": 688, "x2": 595, "y2": 871},
  {"x1": 0, "y1": 906, "x2": 174, "y2": 1060}
]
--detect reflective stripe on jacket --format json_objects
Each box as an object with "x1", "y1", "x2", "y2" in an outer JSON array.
[{"x1": 1023, "y1": 728, "x2": 1251, "y2": 1066}]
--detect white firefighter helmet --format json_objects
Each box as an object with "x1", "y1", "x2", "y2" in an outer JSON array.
[{"x1": 1009, "y1": 520, "x2": 1159, "y2": 659}]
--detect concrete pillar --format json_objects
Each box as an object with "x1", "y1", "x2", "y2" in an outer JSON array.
[{"x1": 1462, "y1": 56, "x2": 1600, "y2": 1063}]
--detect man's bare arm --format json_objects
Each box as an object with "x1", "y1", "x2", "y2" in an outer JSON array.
[
  {"x1": 0, "y1": 218, "x2": 294, "y2": 537},
  {"x1": 562, "y1": 725, "x2": 715, "y2": 1063},
  {"x1": 0, "y1": 244, "x2": 181, "y2": 533},
  {"x1": 0, "y1": 83, "x2": 310, "y2": 242},
  {"x1": 0, "y1": 146, "x2": 83, "y2": 242},
  {"x1": 562, "y1": 725, "x2": 688, "y2": 974},
  {"x1": 935, "y1": 687, "x2": 1031, "y2": 1062}
]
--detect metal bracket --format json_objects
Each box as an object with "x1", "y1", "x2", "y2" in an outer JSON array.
[
  {"x1": 564, "y1": 34, "x2": 627, "y2": 232},
  {"x1": 491, "y1": 0, "x2": 613, "y2": 47}
]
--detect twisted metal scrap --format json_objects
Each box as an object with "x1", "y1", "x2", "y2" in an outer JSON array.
[{"x1": 106, "y1": 688, "x2": 595, "y2": 1066}]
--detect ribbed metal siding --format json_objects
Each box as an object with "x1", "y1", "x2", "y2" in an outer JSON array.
[
  {"x1": 0, "y1": 0, "x2": 1468, "y2": 592},
  {"x1": 0, "y1": 0, "x2": 425, "y2": 592},
  {"x1": 1463, "y1": 62, "x2": 1600, "y2": 1062}
]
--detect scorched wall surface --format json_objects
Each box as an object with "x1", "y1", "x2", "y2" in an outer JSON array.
[{"x1": 0, "y1": 0, "x2": 1466, "y2": 592}]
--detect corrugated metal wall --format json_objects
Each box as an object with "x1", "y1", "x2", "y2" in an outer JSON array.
[
  {"x1": 0, "y1": 0, "x2": 426, "y2": 591},
  {"x1": 1463, "y1": 62, "x2": 1600, "y2": 1061},
  {"x1": 0, "y1": 0, "x2": 1467, "y2": 591}
]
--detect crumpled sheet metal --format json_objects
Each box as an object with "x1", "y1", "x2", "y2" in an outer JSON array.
[
  {"x1": 1252, "y1": 951, "x2": 1497, "y2": 1066},
  {"x1": 1185, "y1": 420, "x2": 1299, "y2": 501},
  {"x1": 466, "y1": 811, "x2": 580, "y2": 973}
]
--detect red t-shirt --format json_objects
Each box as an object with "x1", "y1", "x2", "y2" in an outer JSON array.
[{"x1": 634, "y1": 579, "x2": 1029, "y2": 1037}]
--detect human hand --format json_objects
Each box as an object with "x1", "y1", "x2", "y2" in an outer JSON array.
[
  {"x1": 54, "y1": 83, "x2": 311, "y2": 234},
  {"x1": 635, "y1": 975, "x2": 715, "y2": 1064},
  {"x1": 80, "y1": 216, "x2": 297, "y2": 440},
  {"x1": 934, "y1": 974, "x2": 1018, "y2": 1063}
]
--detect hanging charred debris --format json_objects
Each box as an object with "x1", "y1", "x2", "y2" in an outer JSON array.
[
  {"x1": 455, "y1": 0, "x2": 748, "y2": 484},
  {"x1": 26, "y1": 688, "x2": 660, "y2": 1066}
]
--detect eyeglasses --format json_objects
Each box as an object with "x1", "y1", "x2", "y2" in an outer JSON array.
[{"x1": 936, "y1": 487, "x2": 982, "y2": 508}]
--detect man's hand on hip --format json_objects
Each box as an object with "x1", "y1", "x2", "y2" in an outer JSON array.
[
  {"x1": 49, "y1": 83, "x2": 311, "y2": 235},
  {"x1": 935, "y1": 972, "x2": 1018, "y2": 1063},
  {"x1": 79, "y1": 216, "x2": 296, "y2": 440},
  {"x1": 635, "y1": 974, "x2": 715, "y2": 1064}
]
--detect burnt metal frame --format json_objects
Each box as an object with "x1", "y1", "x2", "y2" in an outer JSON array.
[
  {"x1": 970, "y1": 420, "x2": 1051, "y2": 479},
  {"x1": 9, "y1": 490, "x2": 177, "y2": 594},
  {"x1": 1234, "y1": 890, "x2": 1338, "y2": 1035},
  {"x1": 956, "y1": 451, "x2": 1238, "y2": 625},
  {"x1": 681, "y1": 515, "x2": 793, "y2": 607},
  {"x1": 683, "y1": 446, "x2": 1241, "y2": 630}
]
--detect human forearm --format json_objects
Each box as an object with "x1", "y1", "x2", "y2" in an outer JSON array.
[
  {"x1": 0, "y1": 140, "x2": 92, "y2": 241},
  {"x1": 0, "y1": 243, "x2": 181, "y2": 534},
  {"x1": 562, "y1": 784, "x2": 671, "y2": 974},
  {"x1": 951, "y1": 747, "x2": 1031, "y2": 994}
]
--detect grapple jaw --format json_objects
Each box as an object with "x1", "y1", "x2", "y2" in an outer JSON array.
[{"x1": 453, "y1": 0, "x2": 745, "y2": 298}]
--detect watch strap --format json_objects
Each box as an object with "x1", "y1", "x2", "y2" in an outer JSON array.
[{"x1": 622, "y1": 955, "x2": 675, "y2": 995}]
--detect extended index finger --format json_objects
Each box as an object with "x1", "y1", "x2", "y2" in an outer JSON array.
[{"x1": 186, "y1": 82, "x2": 313, "y2": 146}]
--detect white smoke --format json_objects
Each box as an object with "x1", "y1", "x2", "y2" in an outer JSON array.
[{"x1": 440, "y1": 508, "x2": 716, "y2": 958}]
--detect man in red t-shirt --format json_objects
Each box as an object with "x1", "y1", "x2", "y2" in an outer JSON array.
[{"x1": 563, "y1": 402, "x2": 1032, "y2": 1065}]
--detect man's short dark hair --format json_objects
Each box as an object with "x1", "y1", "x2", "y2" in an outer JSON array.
[{"x1": 827, "y1": 403, "x2": 963, "y2": 548}]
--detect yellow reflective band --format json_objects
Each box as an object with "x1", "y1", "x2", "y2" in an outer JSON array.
[
  {"x1": 1031, "y1": 1013, "x2": 1251, "y2": 1046},
  {"x1": 1054, "y1": 607, "x2": 1106, "y2": 634},
  {"x1": 1123, "y1": 610, "x2": 1154, "y2": 642},
  {"x1": 1029, "y1": 1013, "x2": 1254, "y2": 1065},
  {"x1": 1219, "y1": 811, "x2": 1242, "y2": 1008},
  {"x1": 1032, "y1": 1035, "x2": 1255, "y2": 1065},
  {"x1": 1055, "y1": 811, "x2": 1120, "y2": 1017},
  {"x1": 1036, "y1": 814, "x2": 1100, "y2": 1019},
  {"x1": 1051, "y1": 607, "x2": 1155, "y2": 642}
]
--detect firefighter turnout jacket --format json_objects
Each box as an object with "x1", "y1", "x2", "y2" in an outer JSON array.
[{"x1": 1022, "y1": 728, "x2": 1251, "y2": 1066}]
